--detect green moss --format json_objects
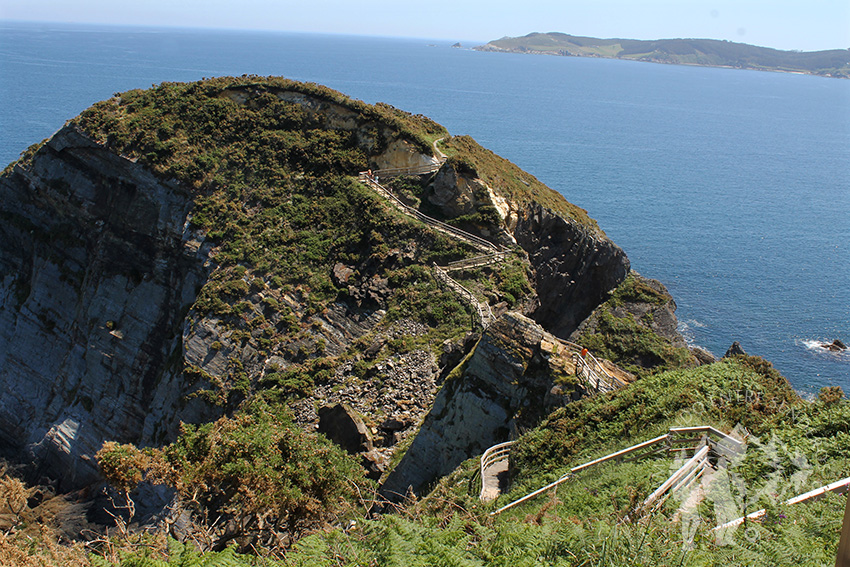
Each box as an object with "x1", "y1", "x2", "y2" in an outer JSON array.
[
  {"x1": 577, "y1": 310, "x2": 693, "y2": 377},
  {"x1": 606, "y1": 273, "x2": 668, "y2": 307},
  {"x1": 572, "y1": 274, "x2": 693, "y2": 377}
]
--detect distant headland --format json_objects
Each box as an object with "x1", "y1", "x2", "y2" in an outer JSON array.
[{"x1": 475, "y1": 32, "x2": 850, "y2": 78}]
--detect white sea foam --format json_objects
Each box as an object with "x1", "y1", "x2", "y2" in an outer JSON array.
[
  {"x1": 799, "y1": 338, "x2": 850, "y2": 360},
  {"x1": 677, "y1": 320, "x2": 715, "y2": 357}
]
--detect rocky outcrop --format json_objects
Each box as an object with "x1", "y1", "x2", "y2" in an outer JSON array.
[
  {"x1": 571, "y1": 273, "x2": 686, "y2": 349},
  {"x1": 514, "y1": 204, "x2": 629, "y2": 338},
  {"x1": 381, "y1": 312, "x2": 592, "y2": 499},
  {"x1": 0, "y1": 125, "x2": 217, "y2": 489},
  {"x1": 724, "y1": 342, "x2": 747, "y2": 358},
  {"x1": 821, "y1": 339, "x2": 847, "y2": 352}
]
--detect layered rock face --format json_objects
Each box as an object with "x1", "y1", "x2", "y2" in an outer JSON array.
[
  {"x1": 381, "y1": 312, "x2": 587, "y2": 498},
  {"x1": 514, "y1": 204, "x2": 629, "y2": 339},
  {"x1": 0, "y1": 126, "x2": 216, "y2": 489},
  {"x1": 425, "y1": 160, "x2": 630, "y2": 339}
]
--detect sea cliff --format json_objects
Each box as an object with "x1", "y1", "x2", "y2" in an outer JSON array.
[{"x1": 0, "y1": 77, "x2": 704, "y2": 548}]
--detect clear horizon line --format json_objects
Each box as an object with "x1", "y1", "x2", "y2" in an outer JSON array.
[
  {"x1": 2, "y1": 18, "x2": 845, "y2": 54},
  {"x1": 0, "y1": 18, "x2": 489, "y2": 46}
]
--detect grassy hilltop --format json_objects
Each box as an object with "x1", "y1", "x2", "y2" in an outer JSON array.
[{"x1": 476, "y1": 32, "x2": 850, "y2": 78}]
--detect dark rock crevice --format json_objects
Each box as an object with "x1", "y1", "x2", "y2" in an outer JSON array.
[{"x1": 513, "y1": 203, "x2": 630, "y2": 339}]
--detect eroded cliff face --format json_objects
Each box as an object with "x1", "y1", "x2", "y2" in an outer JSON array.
[
  {"x1": 425, "y1": 160, "x2": 630, "y2": 339},
  {"x1": 514, "y1": 203, "x2": 629, "y2": 338},
  {"x1": 382, "y1": 312, "x2": 595, "y2": 498},
  {"x1": 0, "y1": 126, "x2": 217, "y2": 489}
]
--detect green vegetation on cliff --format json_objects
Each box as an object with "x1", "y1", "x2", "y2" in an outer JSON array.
[
  {"x1": 69, "y1": 359, "x2": 849, "y2": 566},
  {"x1": 441, "y1": 135, "x2": 600, "y2": 231},
  {"x1": 69, "y1": 76, "x2": 534, "y2": 406},
  {"x1": 477, "y1": 32, "x2": 850, "y2": 78},
  {"x1": 572, "y1": 274, "x2": 695, "y2": 377}
]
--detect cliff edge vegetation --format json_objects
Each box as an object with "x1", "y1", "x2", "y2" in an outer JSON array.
[{"x1": 2, "y1": 76, "x2": 841, "y2": 566}]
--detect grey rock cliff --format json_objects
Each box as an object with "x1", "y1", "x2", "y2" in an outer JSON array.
[
  {"x1": 0, "y1": 125, "x2": 216, "y2": 489},
  {"x1": 381, "y1": 312, "x2": 583, "y2": 498},
  {"x1": 514, "y1": 203, "x2": 629, "y2": 338}
]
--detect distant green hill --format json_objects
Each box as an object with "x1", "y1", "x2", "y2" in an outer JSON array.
[{"x1": 476, "y1": 32, "x2": 850, "y2": 78}]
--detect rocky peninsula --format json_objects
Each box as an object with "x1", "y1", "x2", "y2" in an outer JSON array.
[{"x1": 0, "y1": 77, "x2": 845, "y2": 565}]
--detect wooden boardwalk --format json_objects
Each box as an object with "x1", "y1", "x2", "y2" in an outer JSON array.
[{"x1": 358, "y1": 166, "x2": 506, "y2": 329}]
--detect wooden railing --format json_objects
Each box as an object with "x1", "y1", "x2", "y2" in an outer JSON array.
[
  {"x1": 488, "y1": 426, "x2": 744, "y2": 515},
  {"x1": 359, "y1": 174, "x2": 497, "y2": 253},
  {"x1": 444, "y1": 251, "x2": 508, "y2": 272},
  {"x1": 433, "y1": 264, "x2": 493, "y2": 328},
  {"x1": 371, "y1": 160, "x2": 445, "y2": 178},
  {"x1": 480, "y1": 441, "x2": 515, "y2": 501},
  {"x1": 358, "y1": 172, "x2": 504, "y2": 329},
  {"x1": 712, "y1": 476, "x2": 850, "y2": 532}
]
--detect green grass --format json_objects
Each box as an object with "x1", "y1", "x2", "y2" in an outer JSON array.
[{"x1": 105, "y1": 358, "x2": 846, "y2": 566}]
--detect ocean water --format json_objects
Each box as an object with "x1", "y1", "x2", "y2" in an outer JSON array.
[{"x1": 1, "y1": 22, "x2": 848, "y2": 395}]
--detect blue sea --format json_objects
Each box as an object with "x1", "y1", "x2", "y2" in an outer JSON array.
[{"x1": 1, "y1": 22, "x2": 848, "y2": 395}]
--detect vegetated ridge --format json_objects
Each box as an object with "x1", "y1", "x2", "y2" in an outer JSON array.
[
  {"x1": 476, "y1": 32, "x2": 850, "y2": 78},
  {"x1": 0, "y1": 76, "x2": 846, "y2": 566}
]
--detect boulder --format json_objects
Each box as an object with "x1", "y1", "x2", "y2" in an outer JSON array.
[
  {"x1": 332, "y1": 263, "x2": 355, "y2": 286},
  {"x1": 691, "y1": 347, "x2": 717, "y2": 365},
  {"x1": 317, "y1": 404, "x2": 373, "y2": 455}
]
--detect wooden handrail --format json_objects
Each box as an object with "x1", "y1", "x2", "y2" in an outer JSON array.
[
  {"x1": 359, "y1": 174, "x2": 497, "y2": 252},
  {"x1": 713, "y1": 476, "x2": 850, "y2": 532},
  {"x1": 639, "y1": 444, "x2": 710, "y2": 515},
  {"x1": 480, "y1": 441, "x2": 515, "y2": 500},
  {"x1": 488, "y1": 426, "x2": 743, "y2": 515}
]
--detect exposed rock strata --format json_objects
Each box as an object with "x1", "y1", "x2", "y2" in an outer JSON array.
[
  {"x1": 514, "y1": 204, "x2": 629, "y2": 338},
  {"x1": 0, "y1": 125, "x2": 217, "y2": 489},
  {"x1": 381, "y1": 312, "x2": 609, "y2": 498},
  {"x1": 425, "y1": 161, "x2": 630, "y2": 337}
]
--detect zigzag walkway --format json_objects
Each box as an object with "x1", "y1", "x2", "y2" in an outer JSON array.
[
  {"x1": 482, "y1": 426, "x2": 743, "y2": 513},
  {"x1": 358, "y1": 164, "x2": 506, "y2": 329},
  {"x1": 359, "y1": 174, "x2": 497, "y2": 253},
  {"x1": 481, "y1": 426, "x2": 850, "y2": 531}
]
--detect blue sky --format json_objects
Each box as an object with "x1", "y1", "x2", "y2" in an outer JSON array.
[{"x1": 1, "y1": 0, "x2": 848, "y2": 51}]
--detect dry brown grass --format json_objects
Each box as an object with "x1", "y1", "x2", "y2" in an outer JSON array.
[{"x1": 0, "y1": 528, "x2": 89, "y2": 567}]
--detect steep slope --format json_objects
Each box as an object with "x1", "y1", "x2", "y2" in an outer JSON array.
[{"x1": 0, "y1": 77, "x2": 638, "y2": 497}]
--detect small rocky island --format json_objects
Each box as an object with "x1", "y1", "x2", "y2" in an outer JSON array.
[{"x1": 822, "y1": 339, "x2": 848, "y2": 352}]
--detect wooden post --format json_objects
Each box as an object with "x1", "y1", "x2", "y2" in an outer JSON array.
[{"x1": 838, "y1": 492, "x2": 850, "y2": 567}]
